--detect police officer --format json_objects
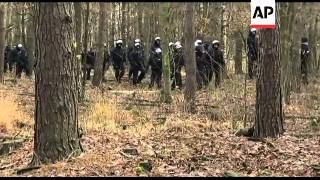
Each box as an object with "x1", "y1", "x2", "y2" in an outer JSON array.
[
  {"x1": 201, "y1": 41, "x2": 214, "y2": 87},
  {"x1": 3, "y1": 46, "x2": 12, "y2": 73},
  {"x1": 301, "y1": 37, "x2": 310, "y2": 85},
  {"x1": 86, "y1": 48, "x2": 96, "y2": 80},
  {"x1": 128, "y1": 39, "x2": 142, "y2": 81},
  {"x1": 170, "y1": 42, "x2": 184, "y2": 90},
  {"x1": 110, "y1": 40, "x2": 126, "y2": 83},
  {"x1": 9, "y1": 44, "x2": 30, "y2": 78},
  {"x1": 212, "y1": 40, "x2": 225, "y2": 87},
  {"x1": 247, "y1": 28, "x2": 258, "y2": 79},
  {"x1": 168, "y1": 42, "x2": 174, "y2": 62},
  {"x1": 195, "y1": 39, "x2": 207, "y2": 89},
  {"x1": 128, "y1": 41, "x2": 146, "y2": 85},
  {"x1": 102, "y1": 43, "x2": 110, "y2": 82},
  {"x1": 148, "y1": 37, "x2": 162, "y2": 88}
]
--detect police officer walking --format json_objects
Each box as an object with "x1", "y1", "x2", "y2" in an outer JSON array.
[
  {"x1": 301, "y1": 37, "x2": 310, "y2": 85},
  {"x1": 110, "y1": 40, "x2": 126, "y2": 83},
  {"x1": 170, "y1": 41, "x2": 184, "y2": 90},
  {"x1": 148, "y1": 37, "x2": 163, "y2": 88},
  {"x1": 128, "y1": 40, "x2": 146, "y2": 85},
  {"x1": 247, "y1": 28, "x2": 258, "y2": 80}
]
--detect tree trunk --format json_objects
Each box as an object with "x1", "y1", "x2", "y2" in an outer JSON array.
[
  {"x1": 117, "y1": 3, "x2": 121, "y2": 40},
  {"x1": 92, "y1": 2, "x2": 107, "y2": 87},
  {"x1": 210, "y1": 3, "x2": 219, "y2": 40},
  {"x1": 144, "y1": 3, "x2": 151, "y2": 58},
  {"x1": 221, "y1": 3, "x2": 228, "y2": 79},
  {"x1": 5, "y1": 3, "x2": 12, "y2": 46},
  {"x1": 184, "y1": 3, "x2": 197, "y2": 114},
  {"x1": 194, "y1": 3, "x2": 200, "y2": 39},
  {"x1": 125, "y1": 3, "x2": 129, "y2": 48},
  {"x1": 74, "y1": 3, "x2": 82, "y2": 54},
  {"x1": 234, "y1": 31, "x2": 243, "y2": 74},
  {"x1": 13, "y1": 12, "x2": 21, "y2": 45},
  {"x1": 280, "y1": 3, "x2": 290, "y2": 104},
  {"x1": 81, "y1": 2, "x2": 89, "y2": 101},
  {"x1": 21, "y1": 7, "x2": 26, "y2": 46},
  {"x1": 26, "y1": 7, "x2": 35, "y2": 77},
  {"x1": 160, "y1": 3, "x2": 172, "y2": 104},
  {"x1": 132, "y1": 3, "x2": 137, "y2": 40},
  {"x1": 154, "y1": 3, "x2": 160, "y2": 36},
  {"x1": 292, "y1": 3, "x2": 303, "y2": 92},
  {"x1": 280, "y1": 3, "x2": 296, "y2": 104},
  {"x1": 0, "y1": 4, "x2": 5, "y2": 83},
  {"x1": 137, "y1": 3, "x2": 143, "y2": 39},
  {"x1": 315, "y1": 16, "x2": 320, "y2": 73},
  {"x1": 287, "y1": 3, "x2": 296, "y2": 98},
  {"x1": 120, "y1": 2, "x2": 126, "y2": 47},
  {"x1": 161, "y1": 53, "x2": 172, "y2": 103},
  {"x1": 33, "y1": 2, "x2": 82, "y2": 165},
  {"x1": 74, "y1": 2, "x2": 82, "y2": 100},
  {"x1": 254, "y1": 5, "x2": 284, "y2": 138},
  {"x1": 110, "y1": 3, "x2": 115, "y2": 48},
  {"x1": 310, "y1": 16, "x2": 318, "y2": 76}
]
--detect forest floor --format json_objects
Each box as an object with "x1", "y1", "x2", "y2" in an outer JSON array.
[{"x1": 0, "y1": 70, "x2": 320, "y2": 177}]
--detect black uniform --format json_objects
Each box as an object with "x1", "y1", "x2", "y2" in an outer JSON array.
[
  {"x1": 3, "y1": 46, "x2": 12, "y2": 73},
  {"x1": 195, "y1": 43, "x2": 207, "y2": 89},
  {"x1": 110, "y1": 44, "x2": 126, "y2": 83},
  {"x1": 201, "y1": 41, "x2": 214, "y2": 87},
  {"x1": 127, "y1": 46, "x2": 134, "y2": 81},
  {"x1": 301, "y1": 37, "x2": 310, "y2": 85},
  {"x1": 247, "y1": 30, "x2": 258, "y2": 79},
  {"x1": 102, "y1": 49, "x2": 110, "y2": 81},
  {"x1": 168, "y1": 44, "x2": 174, "y2": 62},
  {"x1": 170, "y1": 46, "x2": 184, "y2": 90},
  {"x1": 148, "y1": 41, "x2": 162, "y2": 88},
  {"x1": 83, "y1": 49, "x2": 96, "y2": 80},
  {"x1": 9, "y1": 46, "x2": 30, "y2": 78},
  {"x1": 128, "y1": 44, "x2": 146, "y2": 85},
  {"x1": 128, "y1": 41, "x2": 144, "y2": 82},
  {"x1": 212, "y1": 43, "x2": 225, "y2": 87}
]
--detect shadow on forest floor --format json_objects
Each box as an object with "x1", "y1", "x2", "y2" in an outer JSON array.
[{"x1": 0, "y1": 71, "x2": 319, "y2": 177}]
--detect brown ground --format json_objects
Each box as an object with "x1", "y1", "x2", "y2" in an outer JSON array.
[{"x1": 0, "y1": 71, "x2": 319, "y2": 177}]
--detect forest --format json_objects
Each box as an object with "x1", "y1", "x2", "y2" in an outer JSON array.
[{"x1": 0, "y1": 2, "x2": 319, "y2": 177}]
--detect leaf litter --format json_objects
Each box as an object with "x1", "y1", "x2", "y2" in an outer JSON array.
[{"x1": 0, "y1": 74, "x2": 319, "y2": 177}]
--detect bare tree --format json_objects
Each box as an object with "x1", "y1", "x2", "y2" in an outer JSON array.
[
  {"x1": 26, "y1": 3, "x2": 35, "y2": 77},
  {"x1": 74, "y1": 2, "x2": 82, "y2": 99},
  {"x1": 81, "y1": 2, "x2": 90, "y2": 100},
  {"x1": 0, "y1": 3, "x2": 5, "y2": 83},
  {"x1": 13, "y1": 5, "x2": 21, "y2": 45},
  {"x1": 32, "y1": 2, "x2": 82, "y2": 165},
  {"x1": 120, "y1": 3, "x2": 126, "y2": 47},
  {"x1": 5, "y1": 3, "x2": 12, "y2": 46},
  {"x1": 254, "y1": 5, "x2": 284, "y2": 138},
  {"x1": 92, "y1": 2, "x2": 108, "y2": 87},
  {"x1": 234, "y1": 31, "x2": 243, "y2": 74},
  {"x1": 184, "y1": 3, "x2": 197, "y2": 113},
  {"x1": 21, "y1": 5, "x2": 26, "y2": 46},
  {"x1": 159, "y1": 3, "x2": 172, "y2": 103}
]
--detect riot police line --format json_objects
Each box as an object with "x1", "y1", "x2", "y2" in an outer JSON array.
[{"x1": 3, "y1": 29, "x2": 311, "y2": 89}]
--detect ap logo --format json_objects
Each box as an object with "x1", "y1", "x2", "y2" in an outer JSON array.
[{"x1": 251, "y1": 0, "x2": 276, "y2": 29}]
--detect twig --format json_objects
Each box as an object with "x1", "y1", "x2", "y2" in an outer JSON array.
[
  {"x1": 0, "y1": 163, "x2": 15, "y2": 170},
  {"x1": 247, "y1": 137, "x2": 275, "y2": 148},
  {"x1": 65, "y1": 149, "x2": 81, "y2": 162},
  {"x1": 239, "y1": 31, "x2": 248, "y2": 128},
  {"x1": 119, "y1": 151, "x2": 134, "y2": 159},
  {"x1": 17, "y1": 93, "x2": 34, "y2": 97},
  {"x1": 12, "y1": 130, "x2": 22, "y2": 140},
  {"x1": 288, "y1": 133, "x2": 320, "y2": 138},
  {"x1": 16, "y1": 166, "x2": 41, "y2": 175},
  {"x1": 285, "y1": 115, "x2": 320, "y2": 120}
]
